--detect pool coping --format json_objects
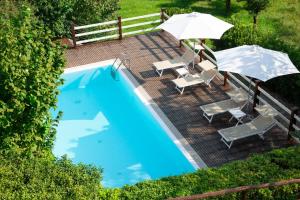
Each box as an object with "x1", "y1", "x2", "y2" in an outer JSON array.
[{"x1": 65, "y1": 59, "x2": 207, "y2": 169}]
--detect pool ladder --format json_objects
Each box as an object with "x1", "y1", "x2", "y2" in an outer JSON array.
[{"x1": 111, "y1": 53, "x2": 131, "y2": 80}]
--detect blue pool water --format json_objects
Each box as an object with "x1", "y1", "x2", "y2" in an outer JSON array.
[{"x1": 53, "y1": 65, "x2": 195, "y2": 187}]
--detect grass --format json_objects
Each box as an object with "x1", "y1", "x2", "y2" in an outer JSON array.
[{"x1": 118, "y1": 0, "x2": 300, "y2": 46}]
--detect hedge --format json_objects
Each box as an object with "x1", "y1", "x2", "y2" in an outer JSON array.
[
  {"x1": 101, "y1": 146, "x2": 300, "y2": 200},
  {"x1": 0, "y1": 147, "x2": 299, "y2": 199},
  {"x1": 0, "y1": 155, "x2": 103, "y2": 200}
]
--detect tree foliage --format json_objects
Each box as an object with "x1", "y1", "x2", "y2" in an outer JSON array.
[
  {"x1": 29, "y1": 0, "x2": 74, "y2": 37},
  {"x1": 72, "y1": 0, "x2": 120, "y2": 25},
  {"x1": 0, "y1": 155, "x2": 103, "y2": 200},
  {"x1": 214, "y1": 17, "x2": 263, "y2": 48},
  {"x1": 110, "y1": 147, "x2": 300, "y2": 199},
  {"x1": 0, "y1": 4, "x2": 65, "y2": 157},
  {"x1": 245, "y1": 0, "x2": 270, "y2": 24},
  {"x1": 29, "y1": 0, "x2": 120, "y2": 37}
]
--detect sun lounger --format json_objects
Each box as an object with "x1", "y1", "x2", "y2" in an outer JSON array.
[
  {"x1": 153, "y1": 49, "x2": 196, "y2": 76},
  {"x1": 218, "y1": 115, "x2": 276, "y2": 148},
  {"x1": 200, "y1": 88, "x2": 248, "y2": 123},
  {"x1": 172, "y1": 69, "x2": 217, "y2": 94}
]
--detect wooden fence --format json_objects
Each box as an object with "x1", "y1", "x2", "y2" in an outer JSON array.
[
  {"x1": 71, "y1": 9, "x2": 167, "y2": 47},
  {"x1": 168, "y1": 178, "x2": 300, "y2": 200},
  {"x1": 70, "y1": 9, "x2": 300, "y2": 139}
]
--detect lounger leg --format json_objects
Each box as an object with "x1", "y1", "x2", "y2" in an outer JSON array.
[
  {"x1": 175, "y1": 86, "x2": 184, "y2": 95},
  {"x1": 155, "y1": 69, "x2": 163, "y2": 77},
  {"x1": 221, "y1": 137, "x2": 233, "y2": 149},
  {"x1": 203, "y1": 112, "x2": 213, "y2": 123}
]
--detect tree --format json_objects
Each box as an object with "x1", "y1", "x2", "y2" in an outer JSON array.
[
  {"x1": 245, "y1": 0, "x2": 269, "y2": 25},
  {"x1": 0, "y1": 4, "x2": 65, "y2": 157},
  {"x1": 0, "y1": 155, "x2": 103, "y2": 199},
  {"x1": 29, "y1": 0, "x2": 74, "y2": 37},
  {"x1": 29, "y1": 0, "x2": 120, "y2": 37}
]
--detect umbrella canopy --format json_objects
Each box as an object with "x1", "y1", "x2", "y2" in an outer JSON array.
[
  {"x1": 213, "y1": 45, "x2": 299, "y2": 82},
  {"x1": 157, "y1": 12, "x2": 233, "y2": 40}
]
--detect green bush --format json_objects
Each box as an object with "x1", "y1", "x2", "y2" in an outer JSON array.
[
  {"x1": 0, "y1": 155, "x2": 103, "y2": 200},
  {"x1": 214, "y1": 16, "x2": 263, "y2": 49},
  {"x1": 72, "y1": 0, "x2": 120, "y2": 25},
  {"x1": 166, "y1": 7, "x2": 193, "y2": 16},
  {"x1": 114, "y1": 146, "x2": 300, "y2": 199},
  {"x1": 0, "y1": 4, "x2": 64, "y2": 157},
  {"x1": 29, "y1": 0, "x2": 120, "y2": 37},
  {"x1": 29, "y1": 0, "x2": 74, "y2": 37}
]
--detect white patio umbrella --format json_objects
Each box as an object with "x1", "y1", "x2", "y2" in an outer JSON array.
[
  {"x1": 157, "y1": 12, "x2": 233, "y2": 67},
  {"x1": 213, "y1": 45, "x2": 299, "y2": 82},
  {"x1": 213, "y1": 45, "x2": 299, "y2": 108}
]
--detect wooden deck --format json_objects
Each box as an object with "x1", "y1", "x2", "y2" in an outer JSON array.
[{"x1": 66, "y1": 32, "x2": 292, "y2": 167}]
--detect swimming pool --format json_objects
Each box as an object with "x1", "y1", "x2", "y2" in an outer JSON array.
[{"x1": 53, "y1": 61, "x2": 196, "y2": 187}]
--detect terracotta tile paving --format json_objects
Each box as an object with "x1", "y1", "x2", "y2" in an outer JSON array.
[{"x1": 66, "y1": 31, "x2": 292, "y2": 167}]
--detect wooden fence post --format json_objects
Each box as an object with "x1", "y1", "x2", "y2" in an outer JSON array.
[
  {"x1": 252, "y1": 80, "x2": 261, "y2": 111},
  {"x1": 199, "y1": 39, "x2": 203, "y2": 62},
  {"x1": 118, "y1": 16, "x2": 122, "y2": 40},
  {"x1": 223, "y1": 72, "x2": 228, "y2": 86},
  {"x1": 161, "y1": 8, "x2": 166, "y2": 23},
  {"x1": 288, "y1": 107, "x2": 300, "y2": 139},
  {"x1": 71, "y1": 22, "x2": 76, "y2": 48},
  {"x1": 241, "y1": 191, "x2": 248, "y2": 200},
  {"x1": 179, "y1": 40, "x2": 183, "y2": 47}
]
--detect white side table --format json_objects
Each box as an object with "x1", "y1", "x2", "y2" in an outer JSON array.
[
  {"x1": 175, "y1": 67, "x2": 189, "y2": 78},
  {"x1": 228, "y1": 108, "x2": 246, "y2": 126}
]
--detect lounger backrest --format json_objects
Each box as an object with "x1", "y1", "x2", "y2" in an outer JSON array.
[
  {"x1": 180, "y1": 49, "x2": 196, "y2": 65},
  {"x1": 255, "y1": 104, "x2": 278, "y2": 117},
  {"x1": 251, "y1": 115, "x2": 275, "y2": 130},
  {"x1": 201, "y1": 69, "x2": 217, "y2": 85},
  {"x1": 227, "y1": 88, "x2": 248, "y2": 103}
]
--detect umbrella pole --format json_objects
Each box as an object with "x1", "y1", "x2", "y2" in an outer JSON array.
[
  {"x1": 193, "y1": 41, "x2": 195, "y2": 69},
  {"x1": 246, "y1": 78, "x2": 252, "y2": 109}
]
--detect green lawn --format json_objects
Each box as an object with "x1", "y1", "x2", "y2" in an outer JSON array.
[{"x1": 118, "y1": 0, "x2": 300, "y2": 46}]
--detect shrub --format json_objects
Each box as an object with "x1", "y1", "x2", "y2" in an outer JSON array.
[
  {"x1": 0, "y1": 155, "x2": 103, "y2": 200},
  {"x1": 115, "y1": 146, "x2": 300, "y2": 199},
  {"x1": 0, "y1": 4, "x2": 65, "y2": 157},
  {"x1": 166, "y1": 7, "x2": 193, "y2": 16},
  {"x1": 72, "y1": 0, "x2": 120, "y2": 25},
  {"x1": 29, "y1": 0, "x2": 74, "y2": 37},
  {"x1": 29, "y1": 0, "x2": 120, "y2": 37},
  {"x1": 214, "y1": 16, "x2": 263, "y2": 49}
]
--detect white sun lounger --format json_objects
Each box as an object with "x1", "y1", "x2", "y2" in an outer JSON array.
[
  {"x1": 218, "y1": 115, "x2": 276, "y2": 149},
  {"x1": 153, "y1": 49, "x2": 197, "y2": 77},
  {"x1": 200, "y1": 88, "x2": 248, "y2": 123},
  {"x1": 172, "y1": 69, "x2": 217, "y2": 94}
]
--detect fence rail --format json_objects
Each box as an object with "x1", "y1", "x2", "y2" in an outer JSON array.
[
  {"x1": 70, "y1": 9, "x2": 300, "y2": 137},
  {"x1": 71, "y1": 11, "x2": 163, "y2": 47},
  {"x1": 169, "y1": 178, "x2": 300, "y2": 200}
]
